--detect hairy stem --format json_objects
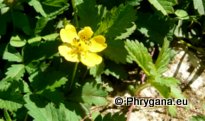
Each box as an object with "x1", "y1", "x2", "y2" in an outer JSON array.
[{"x1": 134, "y1": 82, "x2": 151, "y2": 96}]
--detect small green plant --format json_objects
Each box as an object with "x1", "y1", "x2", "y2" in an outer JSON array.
[{"x1": 0, "y1": 0, "x2": 204, "y2": 120}]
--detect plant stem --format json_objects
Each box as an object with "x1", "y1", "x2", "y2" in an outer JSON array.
[
  {"x1": 4, "y1": 109, "x2": 12, "y2": 121},
  {"x1": 71, "y1": 0, "x2": 79, "y2": 27},
  {"x1": 68, "y1": 63, "x2": 78, "y2": 91},
  {"x1": 134, "y1": 82, "x2": 151, "y2": 96}
]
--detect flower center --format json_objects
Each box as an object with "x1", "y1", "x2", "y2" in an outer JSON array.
[{"x1": 71, "y1": 37, "x2": 90, "y2": 54}]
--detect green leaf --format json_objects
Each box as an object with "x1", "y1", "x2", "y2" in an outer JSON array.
[
  {"x1": 27, "y1": 36, "x2": 42, "y2": 44},
  {"x1": 82, "y1": 82, "x2": 108, "y2": 106},
  {"x1": 127, "y1": 0, "x2": 142, "y2": 6},
  {"x1": 34, "y1": 17, "x2": 49, "y2": 34},
  {"x1": 3, "y1": 45, "x2": 23, "y2": 62},
  {"x1": 34, "y1": 5, "x2": 68, "y2": 34},
  {"x1": 42, "y1": 33, "x2": 59, "y2": 41},
  {"x1": 0, "y1": 95, "x2": 23, "y2": 111},
  {"x1": 24, "y1": 95, "x2": 80, "y2": 121},
  {"x1": 28, "y1": 66, "x2": 68, "y2": 92},
  {"x1": 159, "y1": 77, "x2": 180, "y2": 87},
  {"x1": 12, "y1": 11, "x2": 32, "y2": 35},
  {"x1": 42, "y1": 0, "x2": 67, "y2": 7},
  {"x1": 115, "y1": 23, "x2": 136, "y2": 40},
  {"x1": 191, "y1": 115, "x2": 205, "y2": 121},
  {"x1": 104, "y1": 40, "x2": 128, "y2": 64},
  {"x1": 155, "y1": 39, "x2": 172, "y2": 74},
  {"x1": 170, "y1": 86, "x2": 185, "y2": 99},
  {"x1": 193, "y1": 0, "x2": 205, "y2": 15},
  {"x1": 95, "y1": 112, "x2": 126, "y2": 121},
  {"x1": 45, "y1": 77, "x2": 67, "y2": 91},
  {"x1": 136, "y1": 12, "x2": 175, "y2": 44},
  {"x1": 28, "y1": 0, "x2": 47, "y2": 17},
  {"x1": 175, "y1": 9, "x2": 189, "y2": 20},
  {"x1": 90, "y1": 62, "x2": 105, "y2": 77},
  {"x1": 0, "y1": 78, "x2": 24, "y2": 111},
  {"x1": 77, "y1": 0, "x2": 101, "y2": 30},
  {"x1": 28, "y1": 33, "x2": 59, "y2": 45},
  {"x1": 0, "y1": 13, "x2": 9, "y2": 35},
  {"x1": 5, "y1": 64, "x2": 25, "y2": 80},
  {"x1": 148, "y1": 0, "x2": 177, "y2": 15},
  {"x1": 96, "y1": 4, "x2": 136, "y2": 40},
  {"x1": 125, "y1": 40, "x2": 153, "y2": 75},
  {"x1": 151, "y1": 81, "x2": 170, "y2": 98},
  {"x1": 10, "y1": 35, "x2": 26, "y2": 47},
  {"x1": 23, "y1": 40, "x2": 59, "y2": 64},
  {"x1": 104, "y1": 61, "x2": 128, "y2": 79},
  {"x1": 168, "y1": 106, "x2": 177, "y2": 117},
  {"x1": 0, "y1": 78, "x2": 12, "y2": 91}
]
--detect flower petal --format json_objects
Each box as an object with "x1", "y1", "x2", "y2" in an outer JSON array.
[
  {"x1": 60, "y1": 24, "x2": 78, "y2": 43},
  {"x1": 78, "y1": 27, "x2": 93, "y2": 40},
  {"x1": 58, "y1": 44, "x2": 80, "y2": 62},
  {"x1": 80, "y1": 52, "x2": 102, "y2": 67},
  {"x1": 89, "y1": 35, "x2": 107, "y2": 52}
]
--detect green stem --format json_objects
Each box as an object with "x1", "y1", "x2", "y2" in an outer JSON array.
[
  {"x1": 68, "y1": 63, "x2": 78, "y2": 91},
  {"x1": 134, "y1": 82, "x2": 151, "y2": 96},
  {"x1": 4, "y1": 109, "x2": 12, "y2": 121},
  {"x1": 71, "y1": 0, "x2": 79, "y2": 27}
]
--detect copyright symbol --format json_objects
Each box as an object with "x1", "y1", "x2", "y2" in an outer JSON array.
[{"x1": 114, "y1": 97, "x2": 123, "y2": 106}]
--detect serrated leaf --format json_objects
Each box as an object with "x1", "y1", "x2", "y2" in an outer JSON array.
[
  {"x1": 24, "y1": 95, "x2": 80, "y2": 121},
  {"x1": 28, "y1": 0, "x2": 47, "y2": 17},
  {"x1": 160, "y1": 77, "x2": 180, "y2": 87},
  {"x1": 115, "y1": 23, "x2": 136, "y2": 40},
  {"x1": 148, "y1": 0, "x2": 177, "y2": 15},
  {"x1": 6, "y1": 64, "x2": 25, "y2": 80},
  {"x1": 151, "y1": 82, "x2": 170, "y2": 98},
  {"x1": 90, "y1": 62, "x2": 105, "y2": 77},
  {"x1": 3, "y1": 45, "x2": 22, "y2": 62},
  {"x1": 23, "y1": 40, "x2": 59, "y2": 64},
  {"x1": 10, "y1": 35, "x2": 26, "y2": 47},
  {"x1": 136, "y1": 12, "x2": 175, "y2": 45},
  {"x1": 155, "y1": 39, "x2": 172, "y2": 74},
  {"x1": 104, "y1": 40, "x2": 128, "y2": 64},
  {"x1": 170, "y1": 86, "x2": 185, "y2": 99},
  {"x1": 104, "y1": 61, "x2": 128, "y2": 79},
  {"x1": 77, "y1": 0, "x2": 101, "y2": 30},
  {"x1": 28, "y1": 66, "x2": 68, "y2": 92},
  {"x1": 96, "y1": 112, "x2": 126, "y2": 121},
  {"x1": 0, "y1": 78, "x2": 11, "y2": 91},
  {"x1": 0, "y1": 97, "x2": 23, "y2": 111},
  {"x1": 125, "y1": 40, "x2": 153, "y2": 75},
  {"x1": 45, "y1": 77, "x2": 67, "y2": 91},
  {"x1": 34, "y1": 6, "x2": 68, "y2": 34},
  {"x1": 193, "y1": 0, "x2": 205, "y2": 15},
  {"x1": 81, "y1": 82, "x2": 108, "y2": 106},
  {"x1": 0, "y1": 78, "x2": 24, "y2": 111},
  {"x1": 96, "y1": 4, "x2": 136, "y2": 40}
]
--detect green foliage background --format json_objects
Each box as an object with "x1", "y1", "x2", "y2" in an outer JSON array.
[{"x1": 0, "y1": 0, "x2": 205, "y2": 120}]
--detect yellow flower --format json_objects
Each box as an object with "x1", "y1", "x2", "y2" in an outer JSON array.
[{"x1": 58, "y1": 24, "x2": 107, "y2": 67}]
